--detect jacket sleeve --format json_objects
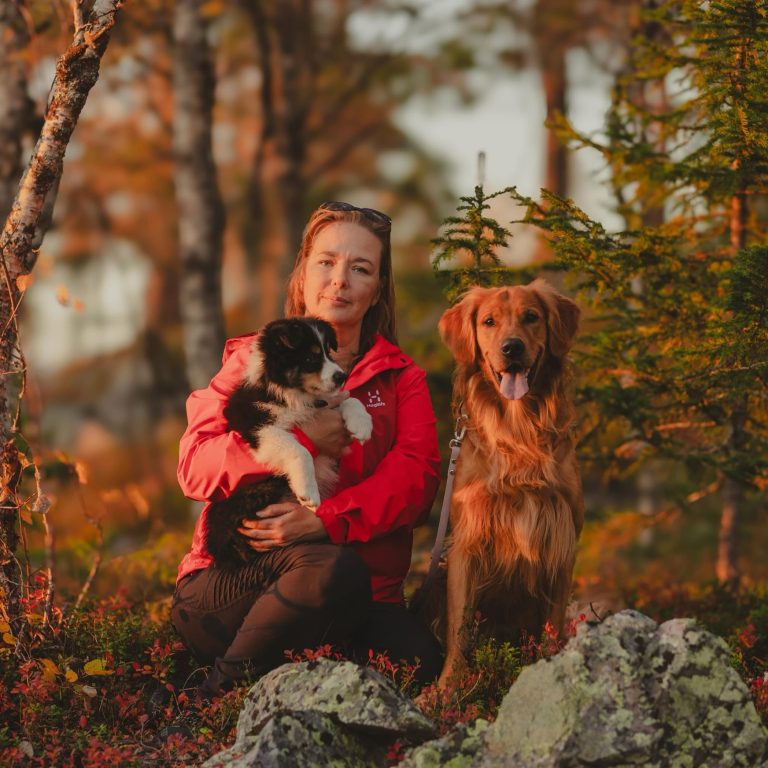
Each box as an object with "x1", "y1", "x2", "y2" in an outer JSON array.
[
  {"x1": 177, "y1": 340, "x2": 318, "y2": 502},
  {"x1": 315, "y1": 365, "x2": 440, "y2": 544}
]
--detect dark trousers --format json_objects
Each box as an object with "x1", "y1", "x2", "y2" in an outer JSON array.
[{"x1": 171, "y1": 543, "x2": 442, "y2": 697}]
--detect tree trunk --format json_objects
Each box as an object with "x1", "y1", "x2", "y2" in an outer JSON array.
[
  {"x1": 173, "y1": 0, "x2": 227, "y2": 390},
  {"x1": 0, "y1": 1, "x2": 34, "y2": 223},
  {"x1": 534, "y1": 14, "x2": 568, "y2": 263},
  {"x1": 716, "y1": 153, "x2": 749, "y2": 589},
  {"x1": 542, "y1": 46, "x2": 567, "y2": 200},
  {"x1": 0, "y1": 0, "x2": 124, "y2": 620},
  {"x1": 244, "y1": 0, "x2": 307, "y2": 326}
]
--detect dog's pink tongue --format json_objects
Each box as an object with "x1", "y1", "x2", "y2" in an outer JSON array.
[{"x1": 500, "y1": 371, "x2": 529, "y2": 400}]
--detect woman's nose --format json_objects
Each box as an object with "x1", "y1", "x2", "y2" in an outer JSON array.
[{"x1": 331, "y1": 266, "x2": 349, "y2": 288}]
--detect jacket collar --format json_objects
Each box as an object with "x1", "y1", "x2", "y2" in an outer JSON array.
[{"x1": 346, "y1": 335, "x2": 411, "y2": 390}]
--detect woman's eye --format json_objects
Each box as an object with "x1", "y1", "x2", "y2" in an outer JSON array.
[
  {"x1": 352, "y1": 266, "x2": 370, "y2": 274},
  {"x1": 482, "y1": 316, "x2": 495, "y2": 327}
]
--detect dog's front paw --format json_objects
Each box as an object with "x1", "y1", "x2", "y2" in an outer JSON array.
[
  {"x1": 340, "y1": 397, "x2": 373, "y2": 442},
  {"x1": 291, "y1": 479, "x2": 321, "y2": 511}
]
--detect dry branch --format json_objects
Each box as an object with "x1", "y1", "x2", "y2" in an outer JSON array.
[{"x1": 0, "y1": 0, "x2": 126, "y2": 620}]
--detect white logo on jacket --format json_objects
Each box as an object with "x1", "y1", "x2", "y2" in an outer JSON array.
[{"x1": 366, "y1": 389, "x2": 386, "y2": 409}]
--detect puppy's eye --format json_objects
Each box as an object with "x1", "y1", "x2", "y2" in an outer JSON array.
[
  {"x1": 523, "y1": 310, "x2": 539, "y2": 323},
  {"x1": 482, "y1": 316, "x2": 495, "y2": 327}
]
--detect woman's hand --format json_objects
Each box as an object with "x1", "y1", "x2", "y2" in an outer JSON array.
[
  {"x1": 300, "y1": 402, "x2": 352, "y2": 459},
  {"x1": 238, "y1": 502, "x2": 329, "y2": 552}
]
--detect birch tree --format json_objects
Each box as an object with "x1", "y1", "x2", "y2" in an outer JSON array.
[
  {"x1": 173, "y1": 0, "x2": 226, "y2": 390},
  {"x1": 0, "y1": 0, "x2": 125, "y2": 619}
]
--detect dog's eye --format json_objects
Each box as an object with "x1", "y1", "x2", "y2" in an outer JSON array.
[
  {"x1": 482, "y1": 316, "x2": 495, "y2": 327},
  {"x1": 523, "y1": 310, "x2": 539, "y2": 323}
]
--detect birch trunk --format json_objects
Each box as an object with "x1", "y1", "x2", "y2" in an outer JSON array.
[
  {"x1": 173, "y1": 0, "x2": 226, "y2": 390},
  {"x1": 0, "y1": 0, "x2": 125, "y2": 619}
]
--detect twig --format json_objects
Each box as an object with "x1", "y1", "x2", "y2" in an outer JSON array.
[
  {"x1": 72, "y1": 528, "x2": 103, "y2": 614},
  {"x1": 589, "y1": 602, "x2": 608, "y2": 622},
  {"x1": 72, "y1": 485, "x2": 104, "y2": 614},
  {"x1": 42, "y1": 510, "x2": 55, "y2": 627},
  {"x1": 71, "y1": 0, "x2": 86, "y2": 36}
]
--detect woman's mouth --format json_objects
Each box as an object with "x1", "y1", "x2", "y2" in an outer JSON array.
[{"x1": 323, "y1": 295, "x2": 351, "y2": 306}]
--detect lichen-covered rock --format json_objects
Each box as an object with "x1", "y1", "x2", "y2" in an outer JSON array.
[
  {"x1": 201, "y1": 710, "x2": 384, "y2": 768},
  {"x1": 202, "y1": 659, "x2": 435, "y2": 768},
  {"x1": 400, "y1": 719, "x2": 490, "y2": 768},
  {"x1": 238, "y1": 659, "x2": 435, "y2": 738},
  {"x1": 480, "y1": 610, "x2": 768, "y2": 767}
]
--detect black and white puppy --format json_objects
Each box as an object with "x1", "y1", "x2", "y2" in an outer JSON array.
[{"x1": 204, "y1": 317, "x2": 372, "y2": 568}]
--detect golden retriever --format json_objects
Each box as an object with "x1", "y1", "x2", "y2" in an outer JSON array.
[{"x1": 436, "y1": 279, "x2": 583, "y2": 686}]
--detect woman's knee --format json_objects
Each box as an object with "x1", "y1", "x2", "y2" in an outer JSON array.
[
  {"x1": 323, "y1": 545, "x2": 371, "y2": 607},
  {"x1": 297, "y1": 544, "x2": 370, "y2": 611}
]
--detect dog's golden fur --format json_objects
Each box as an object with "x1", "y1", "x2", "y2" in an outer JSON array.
[{"x1": 437, "y1": 280, "x2": 583, "y2": 685}]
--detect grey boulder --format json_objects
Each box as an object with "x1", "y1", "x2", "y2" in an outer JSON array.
[
  {"x1": 202, "y1": 658, "x2": 435, "y2": 768},
  {"x1": 481, "y1": 609, "x2": 768, "y2": 767}
]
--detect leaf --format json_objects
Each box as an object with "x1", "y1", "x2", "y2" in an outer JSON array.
[
  {"x1": 39, "y1": 658, "x2": 60, "y2": 682},
  {"x1": 80, "y1": 684, "x2": 98, "y2": 698},
  {"x1": 0, "y1": 621, "x2": 9, "y2": 633},
  {"x1": 74, "y1": 462, "x2": 89, "y2": 485},
  {"x1": 18, "y1": 741, "x2": 33, "y2": 759},
  {"x1": 32, "y1": 493, "x2": 51, "y2": 515},
  {"x1": 16, "y1": 274, "x2": 33, "y2": 293},
  {"x1": 2, "y1": 633, "x2": 16, "y2": 646},
  {"x1": 65, "y1": 669, "x2": 78, "y2": 683},
  {"x1": 84, "y1": 658, "x2": 113, "y2": 676}
]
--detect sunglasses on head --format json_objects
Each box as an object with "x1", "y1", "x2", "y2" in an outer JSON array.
[{"x1": 318, "y1": 201, "x2": 391, "y2": 227}]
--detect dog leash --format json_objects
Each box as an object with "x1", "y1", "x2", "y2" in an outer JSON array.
[{"x1": 422, "y1": 408, "x2": 468, "y2": 590}]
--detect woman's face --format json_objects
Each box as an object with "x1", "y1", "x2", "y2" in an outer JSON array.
[{"x1": 302, "y1": 221, "x2": 382, "y2": 339}]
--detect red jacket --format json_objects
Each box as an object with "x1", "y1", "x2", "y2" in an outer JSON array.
[{"x1": 176, "y1": 333, "x2": 441, "y2": 602}]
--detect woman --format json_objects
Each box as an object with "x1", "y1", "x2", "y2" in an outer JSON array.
[{"x1": 171, "y1": 201, "x2": 443, "y2": 706}]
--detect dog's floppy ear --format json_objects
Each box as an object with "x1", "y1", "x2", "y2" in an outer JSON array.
[
  {"x1": 531, "y1": 279, "x2": 580, "y2": 358},
  {"x1": 264, "y1": 319, "x2": 303, "y2": 351},
  {"x1": 439, "y1": 287, "x2": 486, "y2": 365},
  {"x1": 313, "y1": 318, "x2": 338, "y2": 351}
]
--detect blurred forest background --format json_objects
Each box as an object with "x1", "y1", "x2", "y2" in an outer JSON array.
[
  {"x1": 2, "y1": 0, "x2": 767, "y2": 761},
  {"x1": 2, "y1": 0, "x2": 766, "y2": 623}
]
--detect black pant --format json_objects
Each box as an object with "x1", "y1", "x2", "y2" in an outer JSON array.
[{"x1": 171, "y1": 543, "x2": 442, "y2": 697}]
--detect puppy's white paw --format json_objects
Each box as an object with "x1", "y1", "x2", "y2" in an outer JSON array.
[
  {"x1": 292, "y1": 480, "x2": 321, "y2": 511},
  {"x1": 340, "y1": 397, "x2": 373, "y2": 443}
]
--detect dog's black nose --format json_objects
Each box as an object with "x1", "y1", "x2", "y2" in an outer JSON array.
[
  {"x1": 501, "y1": 337, "x2": 525, "y2": 358},
  {"x1": 332, "y1": 370, "x2": 347, "y2": 387}
]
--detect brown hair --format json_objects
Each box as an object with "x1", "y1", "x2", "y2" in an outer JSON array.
[{"x1": 284, "y1": 205, "x2": 397, "y2": 354}]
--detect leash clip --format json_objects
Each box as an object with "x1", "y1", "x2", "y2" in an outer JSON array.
[{"x1": 450, "y1": 411, "x2": 468, "y2": 447}]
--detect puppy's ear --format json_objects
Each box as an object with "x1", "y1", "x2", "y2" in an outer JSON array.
[
  {"x1": 316, "y1": 319, "x2": 338, "y2": 351},
  {"x1": 266, "y1": 319, "x2": 301, "y2": 350},
  {"x1": 439, "y1": 288, "x2": 485, "y2": 365},
  {"x1": 531, "y1": 279, "x2": 580, "y2": 358}
]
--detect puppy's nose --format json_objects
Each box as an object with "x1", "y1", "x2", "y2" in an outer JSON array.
[
  {"x1": 332, "y1": 370, "x2": 347, "y2": 387},
  {"x1": 501, "y1": 337, "x2": 525, "y2": 358}
]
